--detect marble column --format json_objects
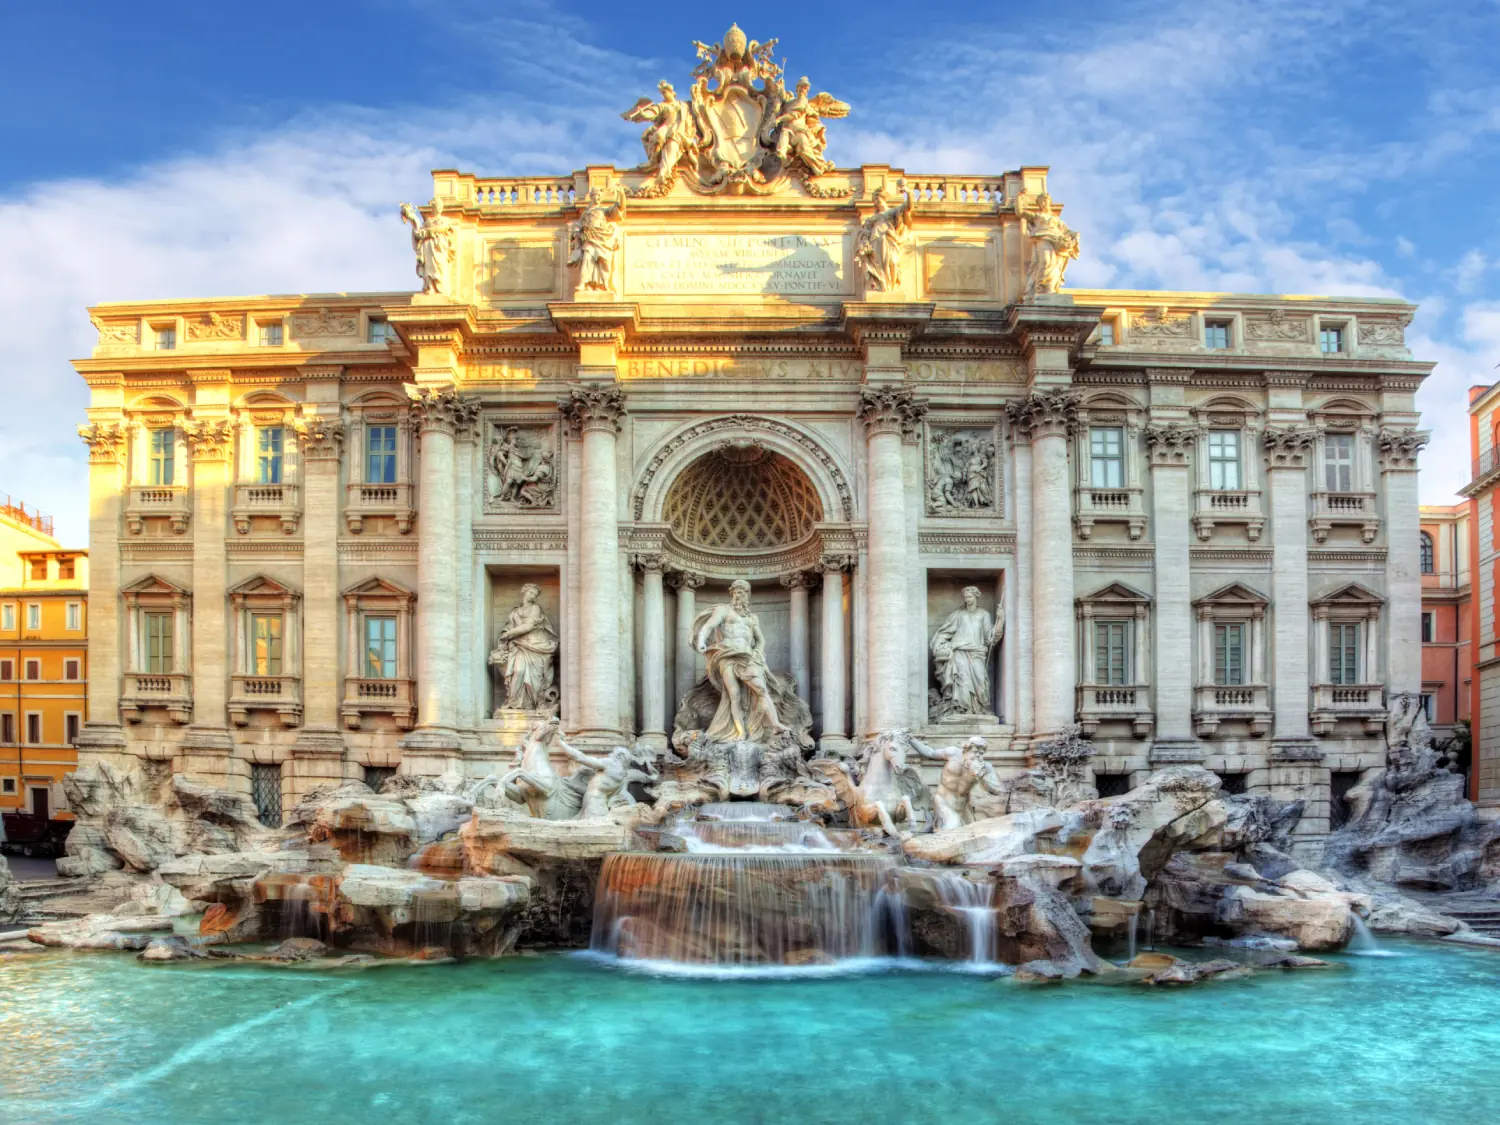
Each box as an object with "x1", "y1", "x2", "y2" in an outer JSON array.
[
  {"x1": 1009, "y1": 391, "x2": 1079, "y2": 737},
  {"x1": 858, "y1": 387, "x2": 926, "y2": 733},
  {"x1": 1145, "y1": 425, "x2": 1196, "y2": 747},
  {"x1": 670, "y1": 571, "x2": 705, "y2": 711},
  {"x1": 781, "y1": 572, "x2": 813, "y2": 703},
  {"x1": 73, "y1": 422, "x2": 129, "y2": 759},
  {"x1": 560, "y1": 385, "x2": 627, "y2": 740},
  {"x1": 1379, "y1": 429, "x2": 1429, "y2": 696},
  {"x1": 815, "y1": 554, "x2": 850, "y2": 751},
  {"x1": 637, "y1": 554, "x2": 667, "y2": 747},
  {"x1": 1263, "y1": 428, "x2": 1318, "y2": 745}
]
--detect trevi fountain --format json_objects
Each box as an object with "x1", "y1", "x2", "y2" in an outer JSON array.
[{"x1": 5, "y1": 24, "x2": 1500, "y2": 1125}]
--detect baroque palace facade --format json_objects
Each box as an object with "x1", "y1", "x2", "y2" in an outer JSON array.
[{"x1": 72, "y1": 28, "x2": 1430, "y2": 838}]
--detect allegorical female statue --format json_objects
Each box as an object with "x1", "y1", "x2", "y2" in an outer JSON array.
[
  {"x1": 568, "y1": 187, "x2": 626, "y2": 292},
  {"x1": 930, "y1": 586, "x2": 1004, "y2": 719},
  {"x1": 489, "y1": 584, "x2": 558, "y2": 713},
  {"x1": 399, "y1": 198, "x2": 455, "y2": 296},
  {"x1": 855, "y1": 183, "x2": 916, "y2": 292},
  {"x1": 1018, "y1": 190, "x2": 1080, "y2": 300}
]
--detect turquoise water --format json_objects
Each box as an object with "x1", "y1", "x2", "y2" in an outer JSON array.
[{"x1": 2, "y1": 942, "x2": 1499, "y2": 1125}]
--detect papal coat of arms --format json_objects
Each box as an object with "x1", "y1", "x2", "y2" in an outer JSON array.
[{"x1": 623, "y1": 24, "x2": 851, "y2": 197}]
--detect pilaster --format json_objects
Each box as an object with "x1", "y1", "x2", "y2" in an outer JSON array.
[
  {"x1": 1145, "y1": 423, "x2": 1197, "y2": 746},
  {"x1": 74, "y1": 420, "x2": 129, "y2": 757},
  {"x1": 1379, "y1": 428, "x2": 1429, "y2": 696},
  {"x1": 1262, "y1": 427, "x2": 1319, "y2": 762}
]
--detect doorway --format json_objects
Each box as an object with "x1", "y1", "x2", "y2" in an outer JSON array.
[{"x1": 29, "y1": 786, "x2": 49, "y2": 819}]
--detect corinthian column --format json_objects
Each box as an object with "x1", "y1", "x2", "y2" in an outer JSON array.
[
  {"x1": 781, "y1": 572, "x2": 814, "y2": 703},
  {"x1": 858, "y1": 387, "x2": 927, "y2": 733},
  {"x1": 401, "y1": 386, "x2": 474, "y2": 765},
  {"x1": 636, "y1": 553, "x2": 667, "y2": 748},
  {"x1": 560, "y1": 384, "x2": 627, "y2": 740},
  {"x1": 1378, "y1": 428, "x2": 1429, "y2": 696},
  {"x1": 1008, "y1": 391, "x2": 1079, "y2": 737},
  {"x1": 74, "y1": 421, "x2": 129, "y2": 760}
]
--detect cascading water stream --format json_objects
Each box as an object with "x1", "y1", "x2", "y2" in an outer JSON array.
[{"x1": 930, "y1": 871, "x2": 997, "y2": 964}]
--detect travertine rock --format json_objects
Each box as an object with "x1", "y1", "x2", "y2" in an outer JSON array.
[
  {"x1": 0, "y1": 857, "x2": 18, "y2": 925},
  {"x1": 27, "y1": 913, "x2": 174, "y2": 951},
  {"x1": 1364, "y1": 898, "x2": 1462, "y2": 936},
  {"x1": 901, "y1": 808, "x2": 1068, "y2": 866}
]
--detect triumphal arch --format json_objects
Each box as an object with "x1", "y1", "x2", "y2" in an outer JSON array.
[{"x1": 74, "y1": 25, "x2": 1431, "y2": 839}]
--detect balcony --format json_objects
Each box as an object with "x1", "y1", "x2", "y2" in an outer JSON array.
[
  {"x1": 1192, "y1": 684, "x2": 1272, "y2": 738},
  {"x1": 232, "y1": 483, "x2": 300, "y2": 534},
  {"x1": 120, "y1": 672, "x2": 192, "y2": 725},
  {"x1": 341, "y1": 676, "x2": 417, "y2": 730},
  {"x1": 1073, "y1": 486, "x2": 1146, "y2": 540},
  {"x1": 124, "y1": 485, "x2": 190, "y2": 535},
  {"x1": 344, "y1": 481, "x2": 415, "y2": 535},
  {"x1": 1308, "y1": 491, "x2": 1379, "y2": 544},
  {"x1": 1310, "y1": 683, "x2": 1385, "y2": 736},
  {"x1": 228, "y1": 674, "x2": 302, "y2": 727},
  {"x1": 1192, "y1": 488, "x2": 1265, "y2": 542},
  {"x1": 1076, "y1": 684, "x2": 1153, "y2": 738}
]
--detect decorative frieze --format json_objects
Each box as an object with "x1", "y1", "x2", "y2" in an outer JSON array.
[
  {"x1": 1360, "y1": 319, "x2": 1407, "y2": 346},
  {"x1": 291, "y1": 307, "x2": 360, "y2": 338},
  {"x1": 90, "y1": 317, "x2": 139, "y2": 345},
  {"x1": 1005, "y1": 390, "x2": 1079, "y2": 440},
  {"x1": 185, "y1": 311, "x2": 245, "y2": 341},
  {"x1": 471, "y1": 528, "x2": 568, "y2": 554},
  {"x1": 1129, "y1": 306, "x2": 1192, "y2": 337},
  {"x1": 917, "y1": 531, "x2": 1017, "y2": 556},
  {"x1": 857, "y1": 386, "x2": 928, "y2": 439},
  {"x1": 1244, "y1": 309, "x2": 1310, "y2": 342},
  {"x1": 557, "y1": 384, "x2": 627, "y2": 434}
]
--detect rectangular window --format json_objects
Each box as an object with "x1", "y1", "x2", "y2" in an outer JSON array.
[
  {"x1": 364, "y1": 615, "x2": 398, "y2": 679},
  {"x1": 144, "y1": 612, "x2": 175, "y2": 674},
  {"x1": 26, "y1": 604, "x2": 40, "y2": 630},
  {"x1": 66, "y1": 602, "x2": 81, "y2": 631},
  {"x1": 1324, "y1": 434, "x2": 1355, "y2": 492},
  {"x1": 1420, "y1": 693, "x2": 1436, "y2": 722},
  {"x1": 1089, "y1": 427, "x2": 1125, "y2": 488},
  {"x1": 1097, "y1": 321, "x2": 1115, "y2": 346},
  {"x1": 58, "y1": 558, "x2": 75, "y2": 580},
  {"x1": 64, "y1": 659, "x2": 80, "y2": 681},
  {"x1": 149, "y1": 428, "x2": 175, "y2": 486},
  {"x1": 1, "y1": 778, "x2": 13, "y2": 794},
  {"x1": 1320, "y1": 326, "x2": 1344, "y2": 354},
  {"x1": 1093, "y1": 620, "x2": 1130, "y2": 685},
  {"x1": 1, "y1": 605, "x2": 12, "y2": 630},
  {"x1": 24, "y1": 660, "x2": 39, "y2": 681},
  {"x1": 25, "y1": 713, "x2": 41, "y2": 744},
  {"x1": 1421, "y1": 612, "x2": 1434, "y2": 643},
  {"x1": 256, "y1": 427, "x2": 284, "y2": 484},
  {"x1": 0, "y1": 660, "x2": 10, "y2": 681},
  {"x1": 154, "y1": 325, "x2": 176, "y2": 350},
  {"x1": 1214, "y1": 623, "x2": 1247, "y2": 685},
  {"x1": 0, "y1": 715, "x2": 12, "y2": 744},
  {"x1": 1330, "y1": 622, "x2": 1360, "y2": 685},
  {"x1": 367, "y1": 317, "x2": 392, "y2": 344},
  {"x1": 252, "y1": 613, "x2": 283, "y2": 676},
  {"x1": 1204, "y1": 321, "x2": 1231, "y2": 349},
  {"x1": 258, "y1": 322, "x2": 284, "y2": 347},
  {"x1": 1207, "y1": 430, "x2": 1242, "y2": 490},
  {"x1": 365, "y1": 425, "x2": 398, "y2": 484},
  {"x1": 29, "y1": 558, "x2": 46, "y2": 580},
  {"x1": 65, "y1": 713, "x2": 80, "y2": 745},
  {"x1": 251, "y1": 763, "x2": 283, "y2": 828}
]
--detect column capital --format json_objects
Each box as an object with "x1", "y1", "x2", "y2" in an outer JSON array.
[
  {"x1": 76, "y1": 421, "x2": 128, "y2": 465},
  {"x1": 780, "y1": 571, "x2": 816, "y2": 591},
  {"x1": 184, "y1": 418, "x2": 236, "y2": 462},
  {"x1": 1262, "y1": 426, "x2": 1317, "y2": 469},
  {"x1": 668, "y1": 570, "x2": 707, "y2": 591},
  {"x1": 293, "y1": 416, "x2": 346, "y2": 461},
  {"x1": 1006, "y1": 390, "x2": 1079, "y2": 440},
  {"x1": 559, "y1": 384, "x2": 627, "y2": 435},
  {"x1": 632, "y1": 552, "x2": 668, "y2": 574},
  {"x1": 1143, "y1": 423, "x2": 1196, "y2": 466},
  {"x1": 814, "y1": 553, "x2": 854, "y2": 575},
  {"x1": 858, "y1": 386, "x2": 928, "y2": 439},
  {"x1": 405, "y1": 385, "x2": 477, "y2": 436},
  {"x1": 1377, "y1": 427, "x2": 1429, "y2": 472}
]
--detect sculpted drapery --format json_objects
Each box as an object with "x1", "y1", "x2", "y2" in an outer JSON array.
[
  {"x1": 693, "y1": 579, "x2": 786, "y2": 743},
  {"x1": 490, "y1": 584, "x2": 559, "y2": 712},
  {"x1": 930, "y1": 586, "x2": 1004, "y2": 718}
]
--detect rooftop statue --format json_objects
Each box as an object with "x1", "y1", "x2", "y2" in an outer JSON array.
[
  {"x1": 568, "y1": 187, "x2": 626, "y2": 293},
  {"x1": 1017, "y1": 190, "x2": 1080, "y2": 300},
  {"x1": 624, "y1": 24, "x2": 849, "y2": 197},
  {"x1": 399, "y1": 198, "x2": 455, "y2": 296},
  {"x1": 855, "y1": 183, "x2": 916, "y2": 292}
]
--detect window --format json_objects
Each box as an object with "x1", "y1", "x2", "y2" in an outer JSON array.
[
  {"x1": 144, "y1": 611, "x2": 175, "y2": 673},
  {"x1": 29, "y1": 558, "x2": 46, "y2": 580},
  {"x1": 1420, "y1": 693, "x2": 1436, "y2": 722},
  {"x1": 24, "y1": 660, "x2": 39, "y2": 681},
  {"x1": 250, "y1": 763, "x2": 283, "y2": 828},
  {"x1": 1089, "y1": 427, "x2": 1125, "y2": 488},
  {"x1": 1420, "y1": 532, "x2": 1435, "y2": 574},
  {"x1": 367, "y1": 317, "x2": 393, "y2": 344},
  {"x1": 1094, "y1": 773, "x2": 1131, "y2": 798},
  {"x1": 65, "y1": 713, "x2": 80, "y2": 745},
  {"x1": 1330, "y1": 770, "x2": 1362, "y2": 830},
  {"x1": 1330, "y1": 622, "x2": 1360, "y2": 685},
  {"x1": 1421, "y1": 612, "x2": 1435, "y2": 643},
  {"x1": 1324, "y1": 433, "x2": 1355, "y2": 492},
  {"x1": 1220, "y1": 772, "x2": 1248, "y2": 796},
  {"x1": 363, "y1": 765, "x2": 398, "y2": 792},
  {"x1": 364, "y1": 615, "x2": 397, "y2": 679},
  {"x1": 0, "y1": 605, "x2": 11, "y2": 630},
  {"x1": 258, "y1": 322, "x2": 284, "y2": 347},
  {"x1": 26, "y1": 604, "x2": 40, "y2": 630},
  {"x1": 1207, "y1": 430, "x2": 1241, "y2": 490},
  {"x1": 252, "y1": 613, "x2": 284, "y2": 676},
  {"x1": 1319, "y1": 326, "x2": 1344, "y2": 354},
  {"x1": 64, "y1": 658, "x2": 80, "y2": 681},
  {"x1": 0, "y1": 716, "x2": 12, "y2": 744},
  {"x1": 58, "y1": 558, "x2": 74, "y2": 580},
  {"x1": 0, "y1": 660, "x2": 10, "y2": 680},
  {"x1": 149, "y1": 428, "x2": 175, "y2": 486},
  {"x1": 25, "y1": 714, "x2": 41, "y2": 744},
  {"x1": 1093, "y1": 620, "x2": 1130, "y2": 685},
  {"x1": 366, "y1": 425, "x2": 397, "y2": 484},
  {"x1": 0, "y1": 778, "x2": 13, "y2": 795},
  {"x1": 66, "y1": 602, "x2": 81, "y2": 631},
  {"x1": 1097, "y1": 321, "x2": 1115, "y2": 346},
  {"x1": 1214, "y1": 623, "x2": 1246, "y2": 686},
  {"x1": 256, "y1": 427, "x2": 284, "y2": 484},
  {"x1": 1204, "y1": 320, "x2": 1231, "y2": 349},
  {"x1": 154, "y1": 325, "x2": 176, "y2": 350}
]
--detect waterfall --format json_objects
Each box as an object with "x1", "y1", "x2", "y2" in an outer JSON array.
[
  {"x1": 930, "y1": 871, "x2": 997, "y2": 964},
  {"x1": 676, "y1": 820, "x2": 853, "y2": 852},
  {"x1": 695, "y1": 802, "x2": 798, "y2": 822},
  {"x1": 1348, "y1": 914, "x2": 1392, "y2": 956},
  {"x1": 1126, "y1": 912, "x2": 1138, "y2": 962}
]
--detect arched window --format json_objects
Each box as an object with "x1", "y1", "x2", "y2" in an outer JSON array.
[{"x1": 1420, "y1": 532, "x2": 1435, "y2": 575}]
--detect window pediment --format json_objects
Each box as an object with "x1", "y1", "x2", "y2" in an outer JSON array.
[
  {"x1": 1194, "y1": 581, "x2": 1268, "y2": 609},
  {"x1": 1310, "y1": 581, "x2": 1384, "y2": 608},
  {"x1": 122, "y1": 574, "x2": 189, "y2": 599},
  {"x1": 1077, "y1": 581, "x2": 1151, "y2": 609}
]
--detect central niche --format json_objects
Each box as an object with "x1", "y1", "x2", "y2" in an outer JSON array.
[{"x1": 663, "y1": 441, "x2": 822, "y2": 552}]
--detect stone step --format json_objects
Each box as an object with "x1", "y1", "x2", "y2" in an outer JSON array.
[{"x1": 16, "y1": 880, "x2": 82, "y2": 899}]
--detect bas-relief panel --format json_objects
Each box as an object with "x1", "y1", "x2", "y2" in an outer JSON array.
[
  {"x1": 925, "y1": 422, "x2": 1002, "y2": 518},
  {"x1": 483, "y1": 418, "x2": 560, "y2": 513}
]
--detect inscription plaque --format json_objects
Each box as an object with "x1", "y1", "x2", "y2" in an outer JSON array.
[{"x1": 627, "y1": 232, "x2": 845, "y2": 295}]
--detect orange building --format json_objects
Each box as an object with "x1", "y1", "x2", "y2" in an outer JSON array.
[
  {"x1": 1418, "y1": 503, "x2": 1470, "y2": 740},
  {"x1": 0, "y1": 495, "x2": 87, "y2": 820},
  {"x1": 1460, "y1": 383, "x2": 1500, "y2": 807}
]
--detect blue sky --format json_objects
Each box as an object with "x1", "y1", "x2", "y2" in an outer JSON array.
[{"x1": 3, "y1": 0, "x2": 1499, "y2": 543}]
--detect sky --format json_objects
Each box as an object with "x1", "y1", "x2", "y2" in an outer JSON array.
[{"x1": 3, "y1": 0, "x2": 1499, "y2": 544}]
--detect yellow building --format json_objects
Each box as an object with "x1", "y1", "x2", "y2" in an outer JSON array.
[{"x1": 0, "y1": 494, "x2": 87, "y2": 820}]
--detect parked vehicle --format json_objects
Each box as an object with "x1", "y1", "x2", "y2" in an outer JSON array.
[{"x1": 0, "y1": 812, "x2": 72, "y2": 858}]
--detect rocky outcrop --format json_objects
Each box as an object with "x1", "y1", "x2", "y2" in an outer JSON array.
[
  {"x1": 1364, "y1": 897, "x2": 1463, "y2": 936},
  {"x1": 27, "y1": 913, "x2": 175, "y2": 951},
  {"x1": 0, "y1": 857, "x2": 18, "y2": 925},
  {"x1": 901, "y1": 808, "x2": 1069, "y2": 866}
]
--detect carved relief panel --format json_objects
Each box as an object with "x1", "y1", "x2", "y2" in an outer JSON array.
[
  {"x1": 924, "y1": 422, "x2": 1003, "y2": 518},
  {"x1": 483, "y1": 417, "x2": 560, "y2": 513}
]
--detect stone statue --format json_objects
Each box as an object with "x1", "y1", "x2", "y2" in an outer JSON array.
[
  {"x1": 489, "y1": 584, "x2": 558, "y2": 713},
  {"x1": 623, "y1": 81, "x2": 702, "y2": 191},
  {"x1": 855, "y1": 184, "x2": 915, "y2": 292},
  {"x1": 809, "y1": 730, "x2": 927, "y2": 839},
  {"x1": 562, "y1": 743, "x2": 660, "y2": 819},
  {"x1": 692, "y1": 579, "x2": 787, "y2": 744},
  {"x1": 1017, "y1": 191, "x2": 1080, "y2": 300},
  {"x1": 771, "y1": 77, "x2": 848, "y2": 176},
  {"x1": 927, "y1": 431, "x2": 996, "y2": 513},
  {"x1": 910, "y1": 735, "x2": 1005, "y2": 830},
  {"x1": 568, "y1": 187, "x2": 626, "y2": 292},
  {"x1": 399, "y1": 198, "x2": 455, "y2": 296},
  {"x1": 930, "y1": 586, "x2": 1004, "y2": 719},
  {"x1": 499, "y1": 716, "x2": 582, "y2": 819}
]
